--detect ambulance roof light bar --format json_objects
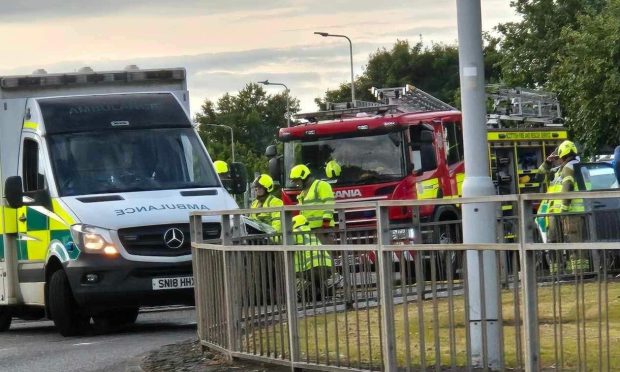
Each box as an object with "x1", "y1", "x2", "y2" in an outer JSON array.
[{"x1": 0, "y1": 67, "x2": 186, "y2": 90}]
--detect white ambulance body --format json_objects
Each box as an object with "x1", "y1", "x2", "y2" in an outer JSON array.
[{"x1": 0, "y1": 67, "x2": 237, "y2": 335}]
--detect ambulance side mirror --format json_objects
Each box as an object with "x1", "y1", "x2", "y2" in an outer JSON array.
[
  {"x1": 269, "y1": 156, "x2": 283, "y2": 185},
  {"x1": 5, "y1": 176, "x2": 24, "y2": 209},
  {"x1": 228, "y1": 162, "x2": 248, "y2": 195}
]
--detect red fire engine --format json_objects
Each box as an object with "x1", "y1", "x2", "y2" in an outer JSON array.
[{"x1": 266, "y1": 85, "x2": 465, "y2": 262}]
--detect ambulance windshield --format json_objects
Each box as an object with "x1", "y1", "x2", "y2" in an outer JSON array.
[{"x1": 48, "y1": 128, "x2": 219, "y2": 196}]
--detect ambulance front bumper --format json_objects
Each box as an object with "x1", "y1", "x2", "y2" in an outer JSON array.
[{"x1": 64, "y1": 254, "x2": 195, "y2": 312}]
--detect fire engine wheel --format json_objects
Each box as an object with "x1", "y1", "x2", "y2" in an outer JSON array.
[
  {"x1": 92, "y1": 307, "x2": 139, "y2": 333},
  {"x1": 434, "y1": 215, "x2": 463, "y2": 281},
  {"x1": 49, "y1": 270, "x2": 90, "y2": 337},
  {"x1": 0, "y1": 308, "x2": 12, "y2": 331}
]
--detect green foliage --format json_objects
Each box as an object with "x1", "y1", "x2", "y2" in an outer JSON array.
[
  {"x1": 195, "y1": 83, "x2": 300, "y2": 177},
  {"x1": 549, "y1": 0, "x2": 620, "y2": 154},
  {"x1": 315, "y1": 39, "x2": 504, "y2": 110},
  {"x1": 497, "y1": 0, "x2": 606, "y2": 87}
]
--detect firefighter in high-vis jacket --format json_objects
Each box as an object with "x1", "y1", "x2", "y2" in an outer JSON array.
[
  {"x1": 292, "y1": 214, "x2": 333, "y2": 301},
  {"x1": 249, "y1": 174, "x2": 283, "y2": 231},
  {"x1": 289, "y1": 164, "x2": 335, "y2": 243},
  {"x1": 536, "y1": 140, "x2": 588, "y2": 273},
  {"x1": 214, "y1": 160, "x2": 229, "y2": 176},
  {"x1": 325, "y1": 159, "x2": 341, "y2": 179}
]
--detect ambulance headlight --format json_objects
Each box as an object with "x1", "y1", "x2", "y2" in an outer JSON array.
[{"x1": 71, "y1": 224, "x2": 118, "y2": 255}]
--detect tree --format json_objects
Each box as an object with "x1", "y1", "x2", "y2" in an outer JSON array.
[
  {"x1": 549, "y1": 0, "x2": 620, "y2": 154},
  {"x1": 195, "y1": 83, "x2": 300, "y2": 177},
  {"x1": 496, "y1": 0, "x2": 606, "y2": 87},
  {"x1": 315, "y1": 38, "x2": 503, "y2": 110}
]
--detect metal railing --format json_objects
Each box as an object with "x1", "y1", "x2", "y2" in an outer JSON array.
[{"x1": 190, "y1": 191, "x2": 620, "y2": 371}]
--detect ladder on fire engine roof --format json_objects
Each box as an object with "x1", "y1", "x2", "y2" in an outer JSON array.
[
  {"x1": 293, "y1": 84, "x2": 455, "y2": 123},
  {"x1": 292, "y1": 103, "x2": 398, "y2": 123},
  {"x1": 486, "y1": 85, "x2": 564, "y2": 128},
  {"x1": 370, "y1": 84, "x2": 457, "y2": 113}
]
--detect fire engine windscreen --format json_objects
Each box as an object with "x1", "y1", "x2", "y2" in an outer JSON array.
[
  {"x1": 284, "y1": 132, "x2": 406, "y2": 187},
  {"x1": 48, "y1": 128, "x2": 219, "y2": 196}
]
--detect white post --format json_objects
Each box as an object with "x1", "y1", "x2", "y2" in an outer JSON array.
[{"x1": 456, "y1": 0, "x2": 501, "y2": 369}]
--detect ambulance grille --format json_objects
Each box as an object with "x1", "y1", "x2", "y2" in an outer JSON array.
[{"x1": 118, "y1": 223, "x2": 221, "y2": 257}]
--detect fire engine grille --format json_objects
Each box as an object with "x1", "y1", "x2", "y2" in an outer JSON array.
[{"x1": 118, "y1": 223, "x2": 221, "y2": 257}]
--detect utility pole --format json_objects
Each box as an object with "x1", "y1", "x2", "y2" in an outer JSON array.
[{"x1": 456, "y1": 0, "x2": 501, "y2": 369}]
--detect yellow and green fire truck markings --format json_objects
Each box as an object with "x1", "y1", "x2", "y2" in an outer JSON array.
[
  {"x1": 416, "y1": 178, "x2": 440, "y2": 200},
  {"x1": 487, "y1": 131, "x2": 567, "y2": 141}
]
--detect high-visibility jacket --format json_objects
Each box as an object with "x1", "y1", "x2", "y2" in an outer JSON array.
[
  {"x1": 296, "y1": 179, "x2": 335, "y2": 229},
  {"x1": 250, "y1": 194, "x2": 283, "y2": 231},
  {"x1": 293, "y1": 224, "x2": 333, "y2": 273},
  {"x1": 536, "y1": 159, "x2": 584, "y2": 240}
]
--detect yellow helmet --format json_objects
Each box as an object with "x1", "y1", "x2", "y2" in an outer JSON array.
[
  {"x1": 325, "y1": 160, "x2": 341, "y2": 178},
  {"x1": 289, "y1": 164, "x2": 311, "y2": 180},
  {"x1": 213, "y1": 160, "x2": 229, "y2": 174},
  {"x1": 292, "y1": 214, "x2": 307, "y2": 229},
  {"x1": 253, "y1": 174, "x2": 274, "y2": 192},
  {"x1": 557, "y1": 140, "x2": 578, "y2": 158}
]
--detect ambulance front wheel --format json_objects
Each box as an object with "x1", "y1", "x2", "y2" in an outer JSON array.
[
  {"x1": 49, "y1": 270, "x2": 90, "y2": 337},
  {"x1": 0, "y1": 307, "x2": 11, "y2": 331},
  {"x1": 92, "y1": 307, "x2": 139, "y2": 333}
]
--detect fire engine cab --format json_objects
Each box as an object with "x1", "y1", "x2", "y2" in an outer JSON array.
[{"x1": 266, "y1": 85, "x2": 465, "y2": 246}]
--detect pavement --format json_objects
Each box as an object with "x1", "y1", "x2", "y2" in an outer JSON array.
[{"x1": 135, "y1": 338, "x2": 289, "y2": 372}]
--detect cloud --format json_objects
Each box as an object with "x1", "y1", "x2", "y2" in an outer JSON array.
[
  {"x1": 0, "y1": 0, "x2": 431, "y2": 21},
  {"x1": 2, "y1": 43, "x2": 368, "y2": 113},
  {"x1": 0, "y1": 0, "x2": 520, "y2": 115}
]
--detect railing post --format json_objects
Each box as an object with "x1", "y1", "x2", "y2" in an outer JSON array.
[
  {"x1": 338, "y1": 207, "x2": 353, "y2": 306},
  {"x1": 220, "y1": 213, "x2": 238, "y2": 357},
  {"x1": 282, "y1": 209, "x2": 301, "y2": 370},
  {"x1": 518, "y1": 197, "x2": 540, "y2": 371},
  {"x1": 376, "y1": 204, "x2": 397, "y2": 371},
  {"x1": 190, "y1": 213, "x2": 205, "y2": 343}
]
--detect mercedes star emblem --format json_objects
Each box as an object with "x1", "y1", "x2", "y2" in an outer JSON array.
[{"x1": 163, "y1": 228, "x2": 185, "y2": 249}]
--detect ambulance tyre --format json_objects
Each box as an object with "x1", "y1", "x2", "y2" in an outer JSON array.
[
  {"x1": 93, "y1": 307, "x2": 139, "y2": 333},
  {"x1": 0, "y1": 308, "x2": 11, "y2": 331},
  {"x1": 49, "y1": 270, "x2": 89, "y2": 337}
]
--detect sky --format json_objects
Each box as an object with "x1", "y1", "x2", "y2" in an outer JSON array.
[{"x1": 0, "y1": 0, "x2": 519, "y2": 116}]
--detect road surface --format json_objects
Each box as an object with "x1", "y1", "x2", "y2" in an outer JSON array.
[{"x1": 0, "y1": 307, "x2": 197, "y2": 372}]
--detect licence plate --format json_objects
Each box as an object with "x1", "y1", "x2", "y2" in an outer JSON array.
[{"x1": 152, "y1": 276, "x2": 194, "y2": 290}]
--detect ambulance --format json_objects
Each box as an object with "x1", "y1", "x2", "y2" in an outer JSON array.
[{"x1": 0, "y1": 67, "x2": 240, "y2": 336}]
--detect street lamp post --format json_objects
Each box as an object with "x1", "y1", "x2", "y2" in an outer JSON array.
[
  {"x1": 258, "y1": 80, "x2": 290, "y2": 127},
  {"x1": 203, "y1": 123, "x2": 235, "y2": 163},
  {"x1": 314, "y1": 31, "x2": 355, "y2": 106}
]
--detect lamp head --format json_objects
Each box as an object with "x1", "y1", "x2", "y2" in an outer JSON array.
[
  {"x1": 258, "y1": 80, "x2": 270, "y2": 85},
  {"x1": 314, "y1": 32, "x2": 329, "y2": 37}
]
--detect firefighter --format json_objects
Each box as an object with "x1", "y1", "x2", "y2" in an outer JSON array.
[
  {"x1": 325, "y1": 159, "x2": 341, "y2": 179},
  {"x1": 289, "y1": 164, "x2": 336, "y2": 243},
  {"x1": 213, "y1": 160, "x2": 229, "y2": 176},
  {"x1": 292, "y1": 214, "x2": 333, "y2": 301},
  {"x1": 249, "y1": 174, "x2": 283, "y2": 231},
  {"x1": 537, "y1": 140, "x2": 587, "y2": 273},
  {"x1": 214, "y1": 160, "x2": 234, "y2": 193}
]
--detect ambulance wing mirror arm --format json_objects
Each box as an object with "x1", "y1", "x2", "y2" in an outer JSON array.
[
  {"x1": 269, "y1": 156, "x2": 283, "y2": 185},
  {"x1": 228, "y1": 162, "x2": 248, "y2": 195},
  {"x1": 5, "y1": 176, "x2": 24, "y2": 209}
]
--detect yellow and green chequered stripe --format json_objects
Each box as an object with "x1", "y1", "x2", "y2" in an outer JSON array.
[{"x1": 11, "y1": 199, "x2": 76, "y2": 261}]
